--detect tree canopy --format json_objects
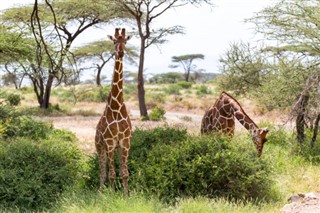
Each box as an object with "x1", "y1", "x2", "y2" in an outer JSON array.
[
  {"x1": 0, "y1": 0, "x2": 132, "y2": 108},
  {"x1": 218, "y1": 0, "x2": 320, "y2": 145},
  {"x1": 170, "y1": 54, "x2": 205, "y2": 82},
  {"x1": 73, "y1": 40, "x2": 138, "y2": 85},
  {"x1": 116, "y1": 0, "x2": 213, "y2": 119}
]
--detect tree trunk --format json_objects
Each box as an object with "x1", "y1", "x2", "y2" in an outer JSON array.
[
  {"x1": 296, "y1": 94, "x2": 309, "y2": 144},
  {"x1": 185, "y1": 69, "x2": 190, "y2": 82},
  {"x1": 40, "y1": 74, "x2": 54, "y2": 109},
  {"x1": 96, "y1": 66, "x2": 102, "y2": 86},
  {"x1": 137, "y1": 39, "x2": 149, "y2": 119},
  {"x1": 311, "y1": 113, "x2": 320, "y2": 148}
]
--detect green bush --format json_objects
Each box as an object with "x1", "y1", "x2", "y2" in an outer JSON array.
[
  {"x1": 176, "y1": 81, "x2": 193, "y2": 89},
  {"x1": 131, "y1": 134, "x2": 273, "y2": 203},
  {"x1": 195, "y1": 85, "x2": 211, "y2": 96},
  {"x1": 146, "y1": 92, "x2": 166, "y2": 104},
  {"x1": 130, "y1": 127, "x2": 188, "y2": 164},
  {"x1": 7, "y1": 93, "x2": 21, "y2": 106},
  {"x1": 83, "y1": 127, "x2": 188, "y2": 190},
  {"x1": 124, "y1": 84, "x2": 137, "y2": 99},
  {"x1": 0, "y1": 135, "x2": 84, "y2": 210},
  {"x1": 165, "y1": 84, "x2": 182, "y2": 95},
  {"x1": 0, "y1": 105, "x2": 51, "y2": 139},
  {"x1": 149, "y1": 106, "x2": 166, "y2": 121},
  {"x1": 96, "y1": 85, "x2": 110, "y2": 102}
]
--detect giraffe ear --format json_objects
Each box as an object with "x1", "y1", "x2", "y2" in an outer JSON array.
[
  {"x1": 107, "y1": 35, "x2": 114, "y2": 41},
  {"x1": 126, "y1": 35, "x2": 132, "y2": 40},
  {"x1": 260, "y1": 128, "x2": 269, "y2": 136}
]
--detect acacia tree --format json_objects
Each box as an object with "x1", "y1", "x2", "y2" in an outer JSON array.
[
  {"x1": 217, "y1": 0, "x2": 320, "y2": 145},
  {"x1": 218, "y1": 42, "x2": 267, "y2": 95},
  {"x1": 248, "y1": 0, "x2": 320, "y2": 145},
  {"x1": 0, "y1": 27, "x2": 34, "y2": 88},
  {"x1": 73, "y1": 40, "x2": 138, "y2": 86},
  {"x1": 169, "y1": 54, "x2": 205, "y2": 82},
  {"x1": 117, "y1": 0, "x2": 213, "y2": 119},
  {"x1": 1, "y1": 0, "x2": 130, "y2": 108}
]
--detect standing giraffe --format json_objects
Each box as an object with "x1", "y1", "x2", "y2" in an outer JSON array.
[
  {"x1": 201, "y1": 91, "x2": 269, "y2": 157},
  {"x1": 95, "y1": 28, "x2": 132, "y2": 195}
]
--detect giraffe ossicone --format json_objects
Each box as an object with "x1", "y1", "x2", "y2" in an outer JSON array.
[
  {"x1": 201, "y1": 91, "x2": 269, "y2": 157},
  {"x1": 95, "y1": 28, "x2": 132, "y2": 195}
]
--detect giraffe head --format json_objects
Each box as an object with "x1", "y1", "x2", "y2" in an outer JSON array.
[
  {"x1": 252, "y1": 128, "x2": 269, "y2": 157},
  {"x1": 108, "y1": 28, "x2": 131, "y2": 58}
]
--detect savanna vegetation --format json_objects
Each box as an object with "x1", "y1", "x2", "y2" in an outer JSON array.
[
  {"x1": 0, "y1": 83, "x2": 319, "y2": 212},
  {"x1": 1, "y1": 0, "x2": 320, "y2": 212}
]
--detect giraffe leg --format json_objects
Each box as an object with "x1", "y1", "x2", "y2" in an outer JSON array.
[
  {"x1": 116, "y1": 146, "x2": 123, "y2": 177},
  {"x1": 119, "y1": 138, "x2": 130, "y2": 196},
  {"x1": 107, "y1": 141, "x2": 116, "y2": 192},
  {"x1": 95, "y1": 142, "x2": 107, "y2": 192}
]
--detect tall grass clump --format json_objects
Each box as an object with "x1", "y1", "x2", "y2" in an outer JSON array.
[{"x1": 54, "y1": 190, "x2": 166, "y2": 213}]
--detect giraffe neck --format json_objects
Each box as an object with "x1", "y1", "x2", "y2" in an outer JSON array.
[
  {"x1": 222, "y1": 92, "x2": 259, "y2": 133},
  {"x1": 108, "y1": 56, "x2": 123, "y2": 105}
]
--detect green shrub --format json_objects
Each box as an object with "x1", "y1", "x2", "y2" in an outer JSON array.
[
  {"x1": 131, "y1": 134, "x2": 273, "y2": 203},
  {"x1": 130, "y1": 127, "x2": 188, "y2": 163},
  {"x1": 176, "y1": 81, "x2": 193, "y2": 89},
  {"x1": 149, "y1": 106, "x2": 166, "y2": 121},
  {"x1": 7, "y1": 93, "x2": 21, "y2": 106},
  {"x1": 0, "y1": 105, "x2": 51, "y2": 139},
  {"x1": 124, "y1": 84, "x2": 137, "y2": 99},
  {"x1": 96, "y1": 85, "x2": 110, "y2": 102},
  {"x1": 165, "y1": 84, "x2": 182, "y2": 95},
  {"x1": 147, "y1": 92, "x2": 166, "y2": 104},
  {"x1": 83, "y1": 127, "x2": 188, "y2": 190},
  {"x1": 266, "y1": 127, "x2": 291, "y2": 146},
  {"x1": 196, "y1": 85, "x2": 211, "y2": 96},
  {"x1": 0, "y1": 135, "x2": 84, "y2": 211}
]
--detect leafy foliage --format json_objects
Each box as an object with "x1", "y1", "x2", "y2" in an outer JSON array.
[
  {"x1": 0, "y1": 105, "x2": 51, "y2": 139},
  {"x1": 170, "y1": 54, "x2": 205, "y2": 82},
  {"x1": 131, "y1": 134, "x2": 273, "y2": 203},
  {"x1": 84, "y1": 127, "x2": 188, "y2": 189},
  {"x1": 0, "y1": 131, "x2": 83, "y2": 211},
  {"x1": 176, "y1": 81, "x2": 193, "y2": 89},
  {"x1": 6, "y1": 93, "x2": 21, "y2": 106},
  {"x1": 195, "y1": 85, "x2": 212, "y2": 96},
  {"x1": 148, "y1": 72, "x2": 185, "y2": 84},
  {"x1": 149, "y1": 106, "x2": 166, "y2": 121}
]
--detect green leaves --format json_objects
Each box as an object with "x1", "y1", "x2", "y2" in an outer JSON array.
[{"x1": 0, "y1": 132, "x2": 83, "y2": 210}]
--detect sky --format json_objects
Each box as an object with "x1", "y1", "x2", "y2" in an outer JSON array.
[{"x1": 0, "y1": 0, "x2": 276, "y2": 80}]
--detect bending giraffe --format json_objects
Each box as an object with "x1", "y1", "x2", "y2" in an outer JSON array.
[
  {"x1": 95, "y1": 28, "x2": 132, "y2": 195},
  {"x1": 200, "y1": 91, "x2": 269, "y2": 157}
]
